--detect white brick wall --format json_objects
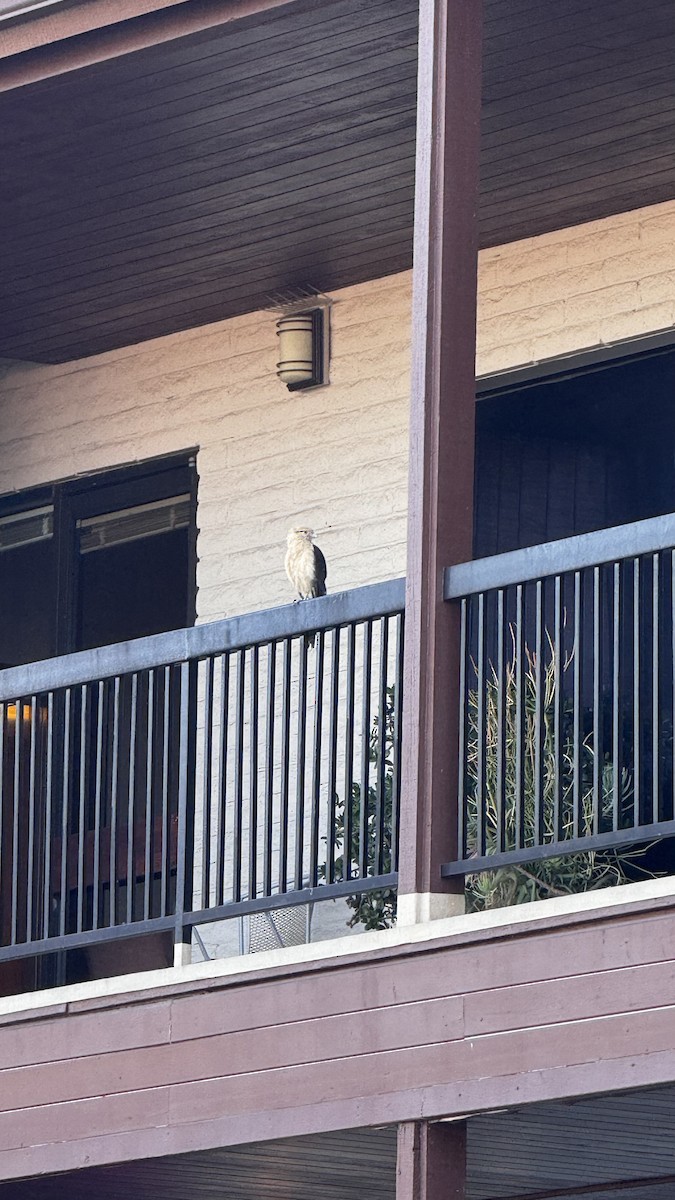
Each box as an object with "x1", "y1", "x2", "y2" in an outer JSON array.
[
  {"x1": 477, "y1": 198, "x2": 675, "y2": 374},
  {"x1": 0, "y1": 273, "x2": 412, "y2": 620},
  {"x1": 1, "y1": 197, "x2": 675, "y2": 616}
]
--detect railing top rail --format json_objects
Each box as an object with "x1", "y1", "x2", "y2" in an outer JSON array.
[
  {"x1": 0, "y1": 577, "x2": 405, "y2": 700},
  {"x1": 444, "y1": 511, "x2": 675, "y2": 599}
]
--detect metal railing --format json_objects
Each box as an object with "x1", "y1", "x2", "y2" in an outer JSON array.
[
  {"x1": 443, "y1": 512, "x2": 675, "y2": 877},
  {"x1": 0, "y1": 579, "x2": 404, "y2": 963}
]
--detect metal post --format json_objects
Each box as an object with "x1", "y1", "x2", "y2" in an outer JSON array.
[{"x1": 174, "y1": 660, "x2": 196, "y2": 965}]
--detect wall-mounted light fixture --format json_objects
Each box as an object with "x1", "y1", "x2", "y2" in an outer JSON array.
[{"x1": 274, "y1": 294, "x2": 331, "y2": 391}]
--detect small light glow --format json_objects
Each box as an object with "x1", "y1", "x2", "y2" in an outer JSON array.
[{"x1": 5, "y1": 703, "x2": 31, "y2": 723}]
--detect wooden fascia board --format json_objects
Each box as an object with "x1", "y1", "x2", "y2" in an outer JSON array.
[
  {"x1": 0, "y1": 893, "x2": 675, "y2": 1178},
  {"x1": 0, "y1": 0, "x2": 299, "y2": 91}
]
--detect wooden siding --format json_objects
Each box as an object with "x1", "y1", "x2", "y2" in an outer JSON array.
[
  {"x1": 0, "y1": 893, "x2": 674, "y2": 1179},
  {"x1": 1, "y1": 0, "x2": 675, "y2": 360}
]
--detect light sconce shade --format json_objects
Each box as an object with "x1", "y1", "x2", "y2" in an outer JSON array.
[{"x1": 275, "y1": 301, "x2": 329, "y2": 390}]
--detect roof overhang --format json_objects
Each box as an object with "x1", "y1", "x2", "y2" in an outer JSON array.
[{"x1": 2, "y1": 0, "x2": 675, "y2": 363}]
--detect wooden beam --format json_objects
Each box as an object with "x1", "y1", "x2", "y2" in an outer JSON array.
[
  {"x1": 0, "y1": 0, "x2": 299, "y2": 91},
  {"x1": 398, "y1": 0, "x2": 482, "y2": 904},
  {"x1": 397, "y1": 1121, "x2": 466, "y2": 1200}
]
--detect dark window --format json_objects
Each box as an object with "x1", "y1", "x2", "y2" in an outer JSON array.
[{"x1": 0, "y1": 453, "x2": 197, "y2": 667}]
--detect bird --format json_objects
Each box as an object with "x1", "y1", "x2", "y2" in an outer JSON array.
[{"x1": 285, "y1": 526, "x2": 327, "y2": 600}]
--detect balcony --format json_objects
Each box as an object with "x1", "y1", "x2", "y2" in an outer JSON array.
[
  {"x1": 2, "y1": 510, "x2": 675, "y2": 988},
  {"x1": 0, "y1": 579, "x2": 404, "y2": 985}
]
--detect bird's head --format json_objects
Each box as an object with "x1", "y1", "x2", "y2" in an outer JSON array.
[{"x1": 287, "y1": 525, "x2": 314, "y2": 544}]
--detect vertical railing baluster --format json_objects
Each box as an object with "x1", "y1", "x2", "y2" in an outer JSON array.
[
  {"x1": 359, "y1": 620, "x2": 373, "y2": 879},
  {"x1": 457, "y1": 598, "x2": 468, "y2": 859},
  {"x1": 515, "y1": 584, "x2": 524, "y2": 850},
  {"x1": 263, "y1": 642, "x2": 276, "y2": 898},
  {"x1": 60, "y1": 688, "x2": 71, "y2": 938},
  {"x1": 216, "y1": 654, "x2": 230, "y2": 907},
  {"x1": 344, "y1": 624, "x2": 356, "y2": 881},
  {"x1": 76, "y1": 684, "x2": 87, "y2": 933},
  {"x1": 573, "y1": 570, "x2": 582, "y2": 838},
  {"x1": 109, "y1": 678, "x2": 120, "y2": 927},
  {"x1": 634, "y1": 557, "x2": 641, "y2": 826},
  {"x1": 653, "y1": 551, "x2": 660, "y2": 823},
  {"x1": 476, "y1": 593, "x2": 486, "y2": 858},
  {"x1": 249, "y1": 645, "x2": 259, "y2": 900},
  {"x1": 592, "y1": 566, "x2": 602, "y2": 835},
  {"x1": 392, "y1": 611, "x2": 404, "y2": 873},
  {"x1": 327, "y1": 628, "x2": 341, "y2": 885},
  {"x1": 375, "y1": 616, "x2": 389, "y2": 876},
  {"x1": 26, "y1": 696, "x2": 37, "y2": 943},
  {"x1": 126, "y1": 673, "x2": 138, "y2": 926},
  {"x1": 0, "y1": 710, "x2": 5, "y2": 943},
  {"x1": 534, "y1": 580, "x2": 544, "y2": 848},
  {"x1": 533, "y1": 578, "x2": 542, "y2": 849},
  {"x1": 612, "y1": 561, "x2": 621, "y2": 833},
  {"x1": 143, "y1": 672, "x2": 154, "y2": 922},
  {"x1": 93, "y1": 680, "x2": 104, "y2": 929},
  {"x1": 42, "y1": 693, "x2": 53, "y2": 941},
  {"x1": 309, "y1": 630, "x2": 325, "y2": 888},
  {"x1": 160, "y1": 666, "x2": 171, "y2": 917},
  {"x1": 201, "y1": 657, "x2": 215, "y2": 911},
  {"x1": 553, "y1": 576, "x2": 563, "y2": 842},
  {"x1": 0, "y1": 708, "x2": 5, "y2": 944},
  {"x1": 11, "y1": 701, "x2": 22, "y2": 944},
  {"x1": 279, "y1": 639, "x2": 292, "y2": 894},
  {"x1": 174, "y1": 659, "x2": 195, "y2": 951},
  {"x1": 667, "y1": 549, "x2": 672, "y2": 825},
  {"x1": 495, "y1": 589, "x2": 506, "y2": 855},
  {"x1": 294, "y1": 638, "x2": 308, "y2": 891},
  {"x1": 233, "y1": 649, "x2": 245, "y2": 903}
]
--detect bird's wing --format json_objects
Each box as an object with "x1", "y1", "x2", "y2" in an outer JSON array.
[{"x1": 314, "y1": 545, "x2": 327, "y2": 595}]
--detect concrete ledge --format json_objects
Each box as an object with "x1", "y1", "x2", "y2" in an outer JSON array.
[
  {"x1": 396, "y1": 892, "x2": 465, "y2": 925},
  {"x1": 2, "y1": 873, "x2": 675, "y2": 1019}
]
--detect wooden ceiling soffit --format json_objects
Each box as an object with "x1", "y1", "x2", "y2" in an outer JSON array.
[{"x1": 3, "y1": 0, "x2": 675, "y2": 362}]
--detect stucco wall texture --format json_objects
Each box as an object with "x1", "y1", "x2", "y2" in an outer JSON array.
[{"x1": 0, "y1": 198, "x2": 674, "y2": 622}]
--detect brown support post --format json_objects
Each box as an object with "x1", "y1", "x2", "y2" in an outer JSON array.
[
  {"x1": 397, "y1": 1121, "x2": 466, "y2": 1200},
  {"x1": 397, "y1": 0, "x2": 482, "y2": 923}
]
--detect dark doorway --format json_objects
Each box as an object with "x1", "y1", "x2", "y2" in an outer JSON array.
[{"x1": 475, "y1": 345, "x2": 675, "y2": 556}]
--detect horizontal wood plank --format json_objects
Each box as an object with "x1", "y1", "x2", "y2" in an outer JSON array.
[{"x1": 0, "y1": 897, "x2": 672, "y2": 1177}]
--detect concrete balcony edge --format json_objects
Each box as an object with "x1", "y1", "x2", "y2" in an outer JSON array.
[{"x1": 2, "y1": 872, "x2": 675, "y2": 1023}]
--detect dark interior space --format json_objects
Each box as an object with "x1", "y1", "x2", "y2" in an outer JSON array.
[{"x1": 475, "y1": 345, "x2": 675, "y2": 557}]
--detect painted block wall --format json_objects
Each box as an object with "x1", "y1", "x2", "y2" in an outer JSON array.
[{"x1": 1, "y1": 197, "x2": 675, "y2": 619}]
